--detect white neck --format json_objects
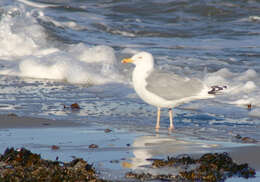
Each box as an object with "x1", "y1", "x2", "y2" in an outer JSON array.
[{"x1": 132, "y1": 64, "x2": 153, "y2": 97}]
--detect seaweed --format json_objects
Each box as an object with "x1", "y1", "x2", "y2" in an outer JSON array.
[
  {"x1": 0, "y1": 148, "x2": 255, "y2": 182},
  {"x1": 0, "y1": 147, "x2": 109, "y2": 182},
  {"x1": 126, "y1": 152, "x2": 256, "y2": 182}
]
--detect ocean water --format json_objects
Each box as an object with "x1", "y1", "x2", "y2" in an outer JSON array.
[{"x1": 0, "y1": 0, "x2": 260, "y2": 141}]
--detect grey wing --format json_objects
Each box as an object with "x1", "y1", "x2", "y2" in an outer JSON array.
[{"x1": 146, "y1": 71, "x2": 204, "y2": 100}]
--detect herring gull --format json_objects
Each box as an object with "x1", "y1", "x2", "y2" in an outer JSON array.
[{"x1": 122, "y1": 52, "x2": 226, "y2": 130}]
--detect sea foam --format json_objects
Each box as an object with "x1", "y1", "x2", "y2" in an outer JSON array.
[
  {"x1": 0, "y1": 5, "x2": 45, "y2": 59},
  {"x1": 204, "y1": 68, "x2": 259, "y2": 107},
  {"x1": 0, "y1": 4, "x2": 122, "y2": 85}
]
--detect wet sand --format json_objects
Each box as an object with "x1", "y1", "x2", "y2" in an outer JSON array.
[
  {"x1": 0, "y1": 114, "x2": 259, "y2": 181},
  {"x1": 228, "y1": 145, "x2": 260, "y2": 171},
  {"x1": 0, "y1": 114, "x2": 78, "y2": 128}
]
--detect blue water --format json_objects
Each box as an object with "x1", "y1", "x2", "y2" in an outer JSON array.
[{"x1": 0, "y1": 0, "x2": 259, "y2": 141}]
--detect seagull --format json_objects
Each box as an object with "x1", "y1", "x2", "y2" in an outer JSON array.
[{"x1": 122, "y1": 52, "x2": 226, "y2": 130}]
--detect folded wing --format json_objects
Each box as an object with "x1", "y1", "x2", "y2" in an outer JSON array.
[{"x1": 146, "y1": 71, "x2": 204, "y2": 101}]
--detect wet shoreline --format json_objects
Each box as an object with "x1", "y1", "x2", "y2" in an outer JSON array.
[{"x1": 0, "y1": 115, "x2": 259, "y2": 181}]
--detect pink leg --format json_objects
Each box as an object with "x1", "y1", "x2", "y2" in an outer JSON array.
[
  {"x1": 155, "y1": 107, "x2": 160, "y2": 129},
  {"x1": 168, "y1": 108, "x2": 174, "y2": 130}
]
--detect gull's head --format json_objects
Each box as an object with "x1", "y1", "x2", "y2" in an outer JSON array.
[{"x1": 121, "y1": 52, "x2": 154, "y2": 68}]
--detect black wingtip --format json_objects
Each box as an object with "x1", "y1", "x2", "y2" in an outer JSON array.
[{"x1": 208, "y1": 85, "x2": 227, "y2": 95}]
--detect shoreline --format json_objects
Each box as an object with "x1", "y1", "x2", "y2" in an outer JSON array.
[
  {"x1": 0, "y1": 114, "x2": 79, "y2": 129},
  {"x1": 0, "y1": 114, "x2": 259, "y2": 181}
]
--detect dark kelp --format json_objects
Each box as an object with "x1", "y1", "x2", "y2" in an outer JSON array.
[
  {"x1": 126, "y1": 152, "x2": 255, "y2": 182},
  {"x1": 0, "y1": 148, "x2": 109, "y2": 182},
  {"x1": 234, "y1": 134, "x2": 258, "y2": 143},
  {"x1": 0, "y1": 148, "x2": 255, "y2": 182}
]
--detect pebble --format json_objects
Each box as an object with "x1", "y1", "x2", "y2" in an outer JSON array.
[
  {"x1": 104, "y1": 128, "x2": 112, "y2": 133},
  {"x1": 51, "y1": 145, "x2": 60, "y2": 150},
  {"x1": 89, "y1": 144, "x2": 99, "y2": 149}
]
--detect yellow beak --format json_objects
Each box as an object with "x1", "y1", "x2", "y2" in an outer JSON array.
[{"x1": 121, "y1": 58, "x2": 133, "y2": 64}]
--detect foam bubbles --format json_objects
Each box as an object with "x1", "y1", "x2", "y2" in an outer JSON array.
[
  {"x1": 0, "y1": 5, "x2": 46, "y2": 59},
  {"x1": 19, "y1": 54, "x2": 70, "y2": 80},
  {"x1": 204, "y1": 68, "x2": 231, "y2": 86},
  {"x1": 238, "y1": 69, "x2": 257, "y2": 81},
  {"x1": 0, "y1": 4, "x2": 122, "y2": 85},
  {"x1": 16, "y1": 45, "x2": 122, "y2": 85},
  {"x1": 204, "y1": 68, "x2": 260, "y2": 107},
  {"x1": 243, "y1": 81, "x2": 256, "y2": 91},
  {"x1": 69, "y1": 44, "x2": 116, "y2": 64}
]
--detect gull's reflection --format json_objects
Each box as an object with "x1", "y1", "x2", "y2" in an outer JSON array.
[{"x1": 122, "y1": 133, "x2": 219, "y2": 170}]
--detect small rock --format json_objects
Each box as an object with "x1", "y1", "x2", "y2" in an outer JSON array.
[
  {"x1": 110, "y1": 160, "x2": 119, "y2": 163},
  {"x1": 63, "y1": 103, "x2": 81, "y2": 110},
  {"x1": 241, "y1": 137, "x2": 257, "y2": 143},
  {"x1": 88, "y1": 144, "x2": 98, "y2": 149},
  {"x1": 104, "y1": 128, "x2": 112, "y2": 133},
  {"x1": 51, "y1": 145, "x2": 60, "y2": 150},
  {"x1": 70, "y1": 103, "x2": 80, "y2": 109}
]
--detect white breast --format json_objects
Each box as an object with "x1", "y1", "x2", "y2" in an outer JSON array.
[{"x1": 132, "y1": 67, "x2": 172, "y2": 107}]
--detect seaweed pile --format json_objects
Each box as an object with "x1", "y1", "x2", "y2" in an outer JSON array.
[
  {"x1": 0, "y1": 148, "x2": 108, "y2": 182},
  {"x1": 0, "y1": 148, "x2": 256, "y2": 182},
  {"x1": 126, "y1": 153, "x2": 255, "y2": 182}
]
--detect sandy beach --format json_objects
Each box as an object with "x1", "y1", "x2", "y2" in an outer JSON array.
[
  {"x1": 0, "y1": 114, "x2": 78, "y2": 128},
  {"x1": 0, "y1": 114, "x2": 259, "y2": 181}
]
